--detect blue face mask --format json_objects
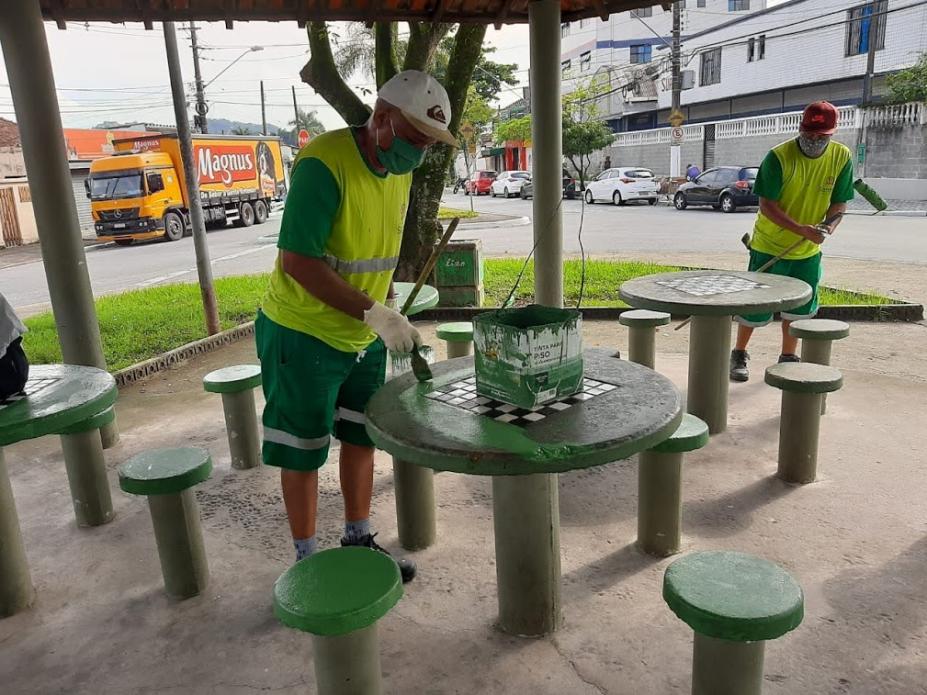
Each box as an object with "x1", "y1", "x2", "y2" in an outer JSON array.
[{"x1": 376, "y1": 117, "x2": 426, "y2": 174}]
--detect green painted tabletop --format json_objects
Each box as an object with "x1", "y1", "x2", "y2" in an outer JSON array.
[
  {"x1": 619, "y1": 309, "x2": 671, "y2": 328},
  {"x1": 118, "y1": 447, "x2": 212, "y2": 496},
  {"x1": 619, "y1": 270, "x2": 811, "y2": 317},
  {"x1": 273, "y1": 547, "x2": 403, "y2": 636},
  {"x1": 650, "y1": 413, "x2": 709, "y2": 454},
  {"x1": 57, "y1": 406, "x2": 116, "y2": 436},
  {"x1": 0, "y1": 364, "x2": 117, "y2": 447},
  {"x1": 765, "y1": 362, "x2": 843, "y2": 394},
  {"x1": 393, "y1": 282, "x2": 439, "y2": 316},
  {"x1": 366, "y1": 349, "x2": 683, "y2": 476},
  {"x1": 663, "y1": 550, "x2": 804, "y2": 642},
  {"x1": 789, "y1": 319, "x2": 851, "y2": 341},
  {"x1": 436, "y1": 322, "x2": 474, "y2": 342},
  {"x1": 203, "y1": 364, "x2": 262, "y2": 393}
]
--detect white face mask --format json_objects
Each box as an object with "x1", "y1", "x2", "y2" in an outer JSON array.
[{"x1": 798, "y1": 134, "x2": 830, "y2": 158}]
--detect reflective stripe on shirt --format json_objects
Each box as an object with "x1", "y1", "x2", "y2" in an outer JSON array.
[{"x1": 324, "y1": 254, "x2": 399, "y2": 275}]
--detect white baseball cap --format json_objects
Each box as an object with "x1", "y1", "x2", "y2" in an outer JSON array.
[{"x1": 378, "y1": 70, "x2": 457, "y2": 147}]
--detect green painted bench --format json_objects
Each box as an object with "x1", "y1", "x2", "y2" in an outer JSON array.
[
  {"x1": 765, "y1": 363, "x2": 843, "y2": 484},
  {"x1": 663, "y1": 550, "x2": 804, "y2": 695},
  {"x1": 274, "y1": 546, "x2": 403, "y2": 695},
  {"x1": 436, "y1": 322, "x2": 474, "y2": 359},
  {"x1": 789, "y1": 319, "x2": 850, "y2": 415},
  {"x1": 637, "y1": 413, "x2": 709, "y2": 557},
  {"x1": 118, "y1": 447, "x2": 212, "y2": 599},
  {"x1": 203, "y1": 365, "x2": 262, "y2": 470},
  {"x1": 619, "y1": 309, "x2": 671, "y2": 370},
  {"x1": 57, "y1": 406, "x2": 117, "y2": 528}
]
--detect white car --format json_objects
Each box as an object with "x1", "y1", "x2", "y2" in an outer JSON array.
[
  {"x1": 584, "y1": 167, "x2": 659, "y2": 206},
  {"x1": 490, "y1": 171, "x2": 531, "y2": 198}
]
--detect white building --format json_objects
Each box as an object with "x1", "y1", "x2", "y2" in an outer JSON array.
[{"x1": 559, "y1": 0, "x2": 768, "y2": 131}]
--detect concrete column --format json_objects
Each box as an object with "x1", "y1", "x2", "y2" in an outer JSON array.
[
  {"x1": 777, "y1": 391, "x2": 822, "y2": 484},
  {"x1": 687, "y1": 315, "x2": 732, "y2": 434},
  {"x1": 529, "y1": 0, "x2": 563, "y2": 308},
  {"x1": 637, "y1": 450, "x2": 682, "y2": 557},
  {"x1": 220, "y1": 391, "x2": 261, "y2": 470},
  {"x1": 628, "y1": 327, "x2": 657, "y2": 369},
  {"x1": 492, "y1": 473, "x2": 561, "y2": 636},
  {"x1": 692, "y1": 633, "x2": 765, "y2": 695},
  {"x1": 0, "y1": 449, "x2": 34, "y2": 617},
  {"x1": 446, "y1": 341, "x2": 473, "y2": 359},
  {"x1": 312, "y1": 624, "x2": 382, "y2": 695},
  {"x1": 800, "y1": 340, "x2": 834, "y2": 414},
  {"x1": 147, "y1": 489, "x2": 209, "y2": 599},
  {"x1": 0, "y1": 2, "x2": 118, "y2": 442},
  {"x1": 59, "y1": 430, "x2": 115, "y2": 527},
  {"x1": 392, "y1": 458, "x2": 436, "y2": 551}
]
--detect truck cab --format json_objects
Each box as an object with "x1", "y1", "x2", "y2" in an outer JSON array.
[{"x1": 88, "y1": 152, "x2": 184, "y2": 244}]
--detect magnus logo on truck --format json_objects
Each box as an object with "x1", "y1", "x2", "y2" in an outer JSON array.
[{"x1": 195, "y1": 145, "x2": 256, "y2": 187}]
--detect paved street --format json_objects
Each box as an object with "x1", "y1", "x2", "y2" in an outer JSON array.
[{"x1": 3, "y1": 194, "x2": 925, "y2": 314}]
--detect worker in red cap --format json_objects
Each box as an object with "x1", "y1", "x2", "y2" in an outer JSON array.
[{"x1": 730, "y1": 101, "x2": 854, "y2": 382}]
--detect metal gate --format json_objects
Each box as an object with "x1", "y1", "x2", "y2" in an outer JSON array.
[
  {"x1": 703, "y1": 123, "x2": 716, "y2": 169},
  {"x1": 0, "y1": 186, "x2": 22, "y2": 246}
]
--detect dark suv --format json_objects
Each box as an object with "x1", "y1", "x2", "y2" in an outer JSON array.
[
  {"x1": 673, "y1": 166, "x2": 759, "y2": 213},
  {"x1": 520, "y1": 169, "x2": 577, "y2": 200}
]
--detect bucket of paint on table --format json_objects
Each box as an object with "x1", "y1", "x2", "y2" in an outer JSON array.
[{"x1": 473, "y1": 305, "x2": 583, "y2": 409}]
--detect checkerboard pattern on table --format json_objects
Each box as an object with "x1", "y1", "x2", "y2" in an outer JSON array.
[
  {"x1": 0, "y1": 376, "x2": 59, "y2": 408},
  {"x1": 655, "y1": 274, "x2": 770, "y2": 297},
  {"x1": 425, "y1": 375, "x2": 617, "y2": 428}
]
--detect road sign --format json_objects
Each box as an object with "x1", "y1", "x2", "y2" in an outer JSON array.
[
  {"x1": 459, "y1": 123, "x2": 474, "y2": 141},
  {"x1": 671, "y1": 127, "x2": 685, "y2": 145},
  {"x1": 298, "y1": 129, "x2": 310, "y2": 148},
  {"x1": 668, "y1": 109, "x2": 685, "y2": 127}
]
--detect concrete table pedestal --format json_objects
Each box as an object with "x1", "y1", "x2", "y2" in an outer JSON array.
[
  {"x1": 619, "y1": 309, "x2": 671, "y2": 369},
  {"x1": 790, "y1": 319, "x2": 850, "y2": 415},
  {"x1": 58, "y1": 406, "x2": 117, "y2": 527},
  {"x1": 203, "y1": 365, "x2": 262, "y2": 470},
  {"x1": 367, "y1": 350, "x2": 682, "y2": 636},
  {"x1": 392, "y1": 458, "x2": 435, "y2": 551},
  {"x1": 0, "y1": 449, "x2": 34, "y2": 616}
]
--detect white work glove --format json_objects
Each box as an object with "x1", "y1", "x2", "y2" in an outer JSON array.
[{"x1": 363, "y1": 302, "x2": 422, "y2": 354}]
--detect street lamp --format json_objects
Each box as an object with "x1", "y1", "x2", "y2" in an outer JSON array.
[
  {"x1": 193, "y1": 43, "x2": 263, "y2": 133},
  {"x1": 204, "y1": 46, "x2": 263, "y2": 89}
]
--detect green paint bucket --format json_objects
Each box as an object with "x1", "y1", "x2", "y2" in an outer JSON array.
[{"x1": 473, "y1": 305, "x2": 584, "y2": 409}]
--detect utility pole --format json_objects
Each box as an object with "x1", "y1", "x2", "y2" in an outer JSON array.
[
  {"x1": 291, "y1": 85, "x2": 300, "y2": 132},
  {"x1": 164, "y1": 21, "x2": 221, "y2": 335},
  {"x1": 669, "y1": 1, "x2": 683, "y2": 178},
  {"x1": 859, "y1": 2, "x2": 880, "y2": 177},
  {"x1": 260, "y1": 80, "x2": 267, "y2": 136},
  {"x1": 189, "y1": 21, "x2": 208, "y2": 134}
]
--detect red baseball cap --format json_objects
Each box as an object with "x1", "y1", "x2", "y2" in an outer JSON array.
[{"x1": 800, "y1": 101, "x2": 838, "y2": 135}]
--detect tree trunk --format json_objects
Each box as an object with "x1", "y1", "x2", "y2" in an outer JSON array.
[
  {"x1": 301, "y1": 23, "x2": 370, "y2": 125},
  {"x1": 403, "y1": 23, "x2": 451, "y2": 71},
  {"x1": 375, "y1": 23, "x2": 398, "y2": 89}
]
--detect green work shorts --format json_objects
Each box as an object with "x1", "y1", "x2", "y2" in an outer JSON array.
[
  {"x1": 256, "y1": 311, "x2": 386, "y2": 471},
  {"x1": 736, "y1": 250, "x2": 822, "y2": 327}
]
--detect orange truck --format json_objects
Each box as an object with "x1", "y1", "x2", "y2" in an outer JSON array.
[{"x1": 87, "y1": 133, "x2": 286, "y2": 244}]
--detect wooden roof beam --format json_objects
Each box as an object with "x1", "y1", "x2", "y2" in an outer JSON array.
[{"x1": 493, "y1": 0, "x2": 515, "y2": 29}]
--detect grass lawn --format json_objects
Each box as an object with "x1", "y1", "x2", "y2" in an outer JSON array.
[
  {"x1": 22, "y1": 259, "x2": 895, "y2": 370},
  {"x1": 438, "y1": 206, "x2": 478, "y2": 220}
]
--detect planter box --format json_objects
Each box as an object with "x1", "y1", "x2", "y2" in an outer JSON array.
[
  {"x1": 436, "y1": 285, "x2": 485, "y2": 308},
  {"x1": 435, "y1": 239, "x2": 484, "y2": 288}
]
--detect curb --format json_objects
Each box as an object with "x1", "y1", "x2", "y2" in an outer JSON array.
[
  {"x1": 113, "y1": 321, "x2": 255, "y2": 388},
  {"x1": 454, "y1": 215, "x2": 530, "y2": 231}
]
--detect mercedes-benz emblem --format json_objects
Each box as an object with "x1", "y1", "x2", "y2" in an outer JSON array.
[{"x1": 113, "y1": 209, "x2": 122, "y2": 219}]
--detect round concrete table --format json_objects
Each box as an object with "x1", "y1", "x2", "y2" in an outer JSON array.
[
  {"x1": 367, "y1": 348, "x2": 682, "y2": 636},
  {"x1": 0, "y1": 364, "x2": 117, "y2": 618},
  {"x1": 392, "y1": 282, "x2": 439, "y2": 316},
  {"x1": 620, "y1": 270, "x2": 811, "y2": 434}
]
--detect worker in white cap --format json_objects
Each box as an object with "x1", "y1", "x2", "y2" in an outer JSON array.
[{"x1": 257, "y1": 70, "x2": 455, "y2": 581}]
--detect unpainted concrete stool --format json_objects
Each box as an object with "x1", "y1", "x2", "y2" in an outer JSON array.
[
  {"x1": 789, "y1": 319, "x2": 850, "y2": 415},
  {"x1": 619, "y1": 309, "x2": 671, "y2": 369},
  {"x1": 203, "y1": 365, "x2": 262, "y2": 470},
  {"x1": 118, "y1": 447, "x2": 212, "y2": 599},
  {"x1": 663, "y1": 550, "x2": 804, "y2": 695},
  {"x1": 765, "y1": 363, "x2": 843, "y2": 484},
  {"x1": 637, "y1": 413, "x2": 708, "y2": 557},
  {"x1": 274, "y1": 546, "x2": 403, "y2": 695},
  {"x1": 436, "y1": 322, "x2": 474, "y2": 358},
  {"x1": 57, "y1": 406, "x2": 116, "y2": 527}
]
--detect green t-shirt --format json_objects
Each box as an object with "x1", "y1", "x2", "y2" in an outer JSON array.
[
  {"x1": 752, "y1": 138, "x2": 854, "y2": 260},
  {"x1": 262, "y1": 128, "x2": 412, "y2": 353}
]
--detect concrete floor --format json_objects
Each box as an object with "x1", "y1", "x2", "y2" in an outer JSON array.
[{"x1": 1, "y1": 320, "x2": 926, "y2": 694}]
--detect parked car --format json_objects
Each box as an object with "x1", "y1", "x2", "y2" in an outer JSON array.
[
  {"x1": 490, "y1": 170, "x2": 531, "y2": 198},
  {"x1": 584, "y1": 167, "x2": 659, "y2": 206},
  {"x1": 673, "y1": 166, "x2": 759, "y2": 213},
  {"x1": 520, "y1": 169, "x2": 577, "y2": 200},
  {"x1": 464, "y1": 170, "x2": 497, "y2": 196}
]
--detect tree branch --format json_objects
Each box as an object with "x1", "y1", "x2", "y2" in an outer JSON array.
[
  {"x1": 374, "y1": 22, "x2": 398, "y2": 88},
  {"x1": 301, "y1": 22, "x2": 370, "y2": 125},
  {"x1": 403, "y1": 22, "x2": 451, "y2": 71}
]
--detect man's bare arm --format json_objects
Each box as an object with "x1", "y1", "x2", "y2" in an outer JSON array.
[
  {"x1": 823, "y1": 202, "x2": 847, "y2": 233},
  {"x1": 281, "y1": 251, "x2": 373, "y2": 321}
]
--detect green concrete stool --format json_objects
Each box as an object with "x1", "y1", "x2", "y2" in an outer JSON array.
[
  {"x1": 203, "y1": 365, "x2": 262, "y2": 470},
  {"x1": 57, "y1": 406, "x2": 116, "y2": 527},
  {"x1": 765, "y1": 363, "x2": 843, "y2": 484},
  {"x1": 619, "y1": 309, "x2": 671, "y2": 369},
  {"x1": 436, "y1": 322, "x2": 474, "y2": 359},
  {"x1": 119, "y1": 448, "x2": 212, "y2": 599},
  {"x1": 663, "y1": 550, "x2": 804, "y2": 695},
  {"x1": 789, "y1": 319, "x2": 850, "y2": 415},
  {"x1": 274, "y1": 546, "x2": 403, "y2": 695},
  {"x1": 637, "y1": 413, "x2": 709, "y2": 557}
]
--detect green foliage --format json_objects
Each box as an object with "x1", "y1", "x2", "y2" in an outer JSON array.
[
  {"x1": 562, "y1": 118, "x2": 613, "y2": 188},
  {"x1": 437, "y1": 206, "x2": 479, "y2": 219},
  {"x1": 886, "y1": 53, "x2": 927, "y2": 103},
  {"x1": 433, "y1": 39, "x2": 518, "y2": 103},
  {"x1": 230, "y1": 126, "x2": 255, "y2": 135},
  {"x1": 494, "y1": 115, "x2": 532, "y2": 144}
]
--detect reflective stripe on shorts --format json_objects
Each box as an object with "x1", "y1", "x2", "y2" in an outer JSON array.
[
  {"x1": 335, "y1": 407, "x2": 366, "y2": 424},
  {"x1": 263, "y1": 426, "x2": 331, "y2": 451}
]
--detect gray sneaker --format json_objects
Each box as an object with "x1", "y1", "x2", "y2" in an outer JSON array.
[
  {"x1": 778, "y1": 353, "x2": 801, "y2": 363},
  {"x1": 730, "y1": 349, "x2": 750, "y2": 382}
]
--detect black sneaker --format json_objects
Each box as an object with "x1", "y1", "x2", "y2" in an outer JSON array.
[
  {"x1": 730, "y1": 349, "x2": 750, "y2": 382},
  {"x1": 341, "y1": 532, "x2": 416, "y2": 584},
  {"x1": 778, "y1": 353, "x2": 801, "y2": 363}
]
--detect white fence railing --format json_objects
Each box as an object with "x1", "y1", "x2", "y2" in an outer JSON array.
[{"x1": 864, "y1": 102, "x2": 926, "y2": 126}]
